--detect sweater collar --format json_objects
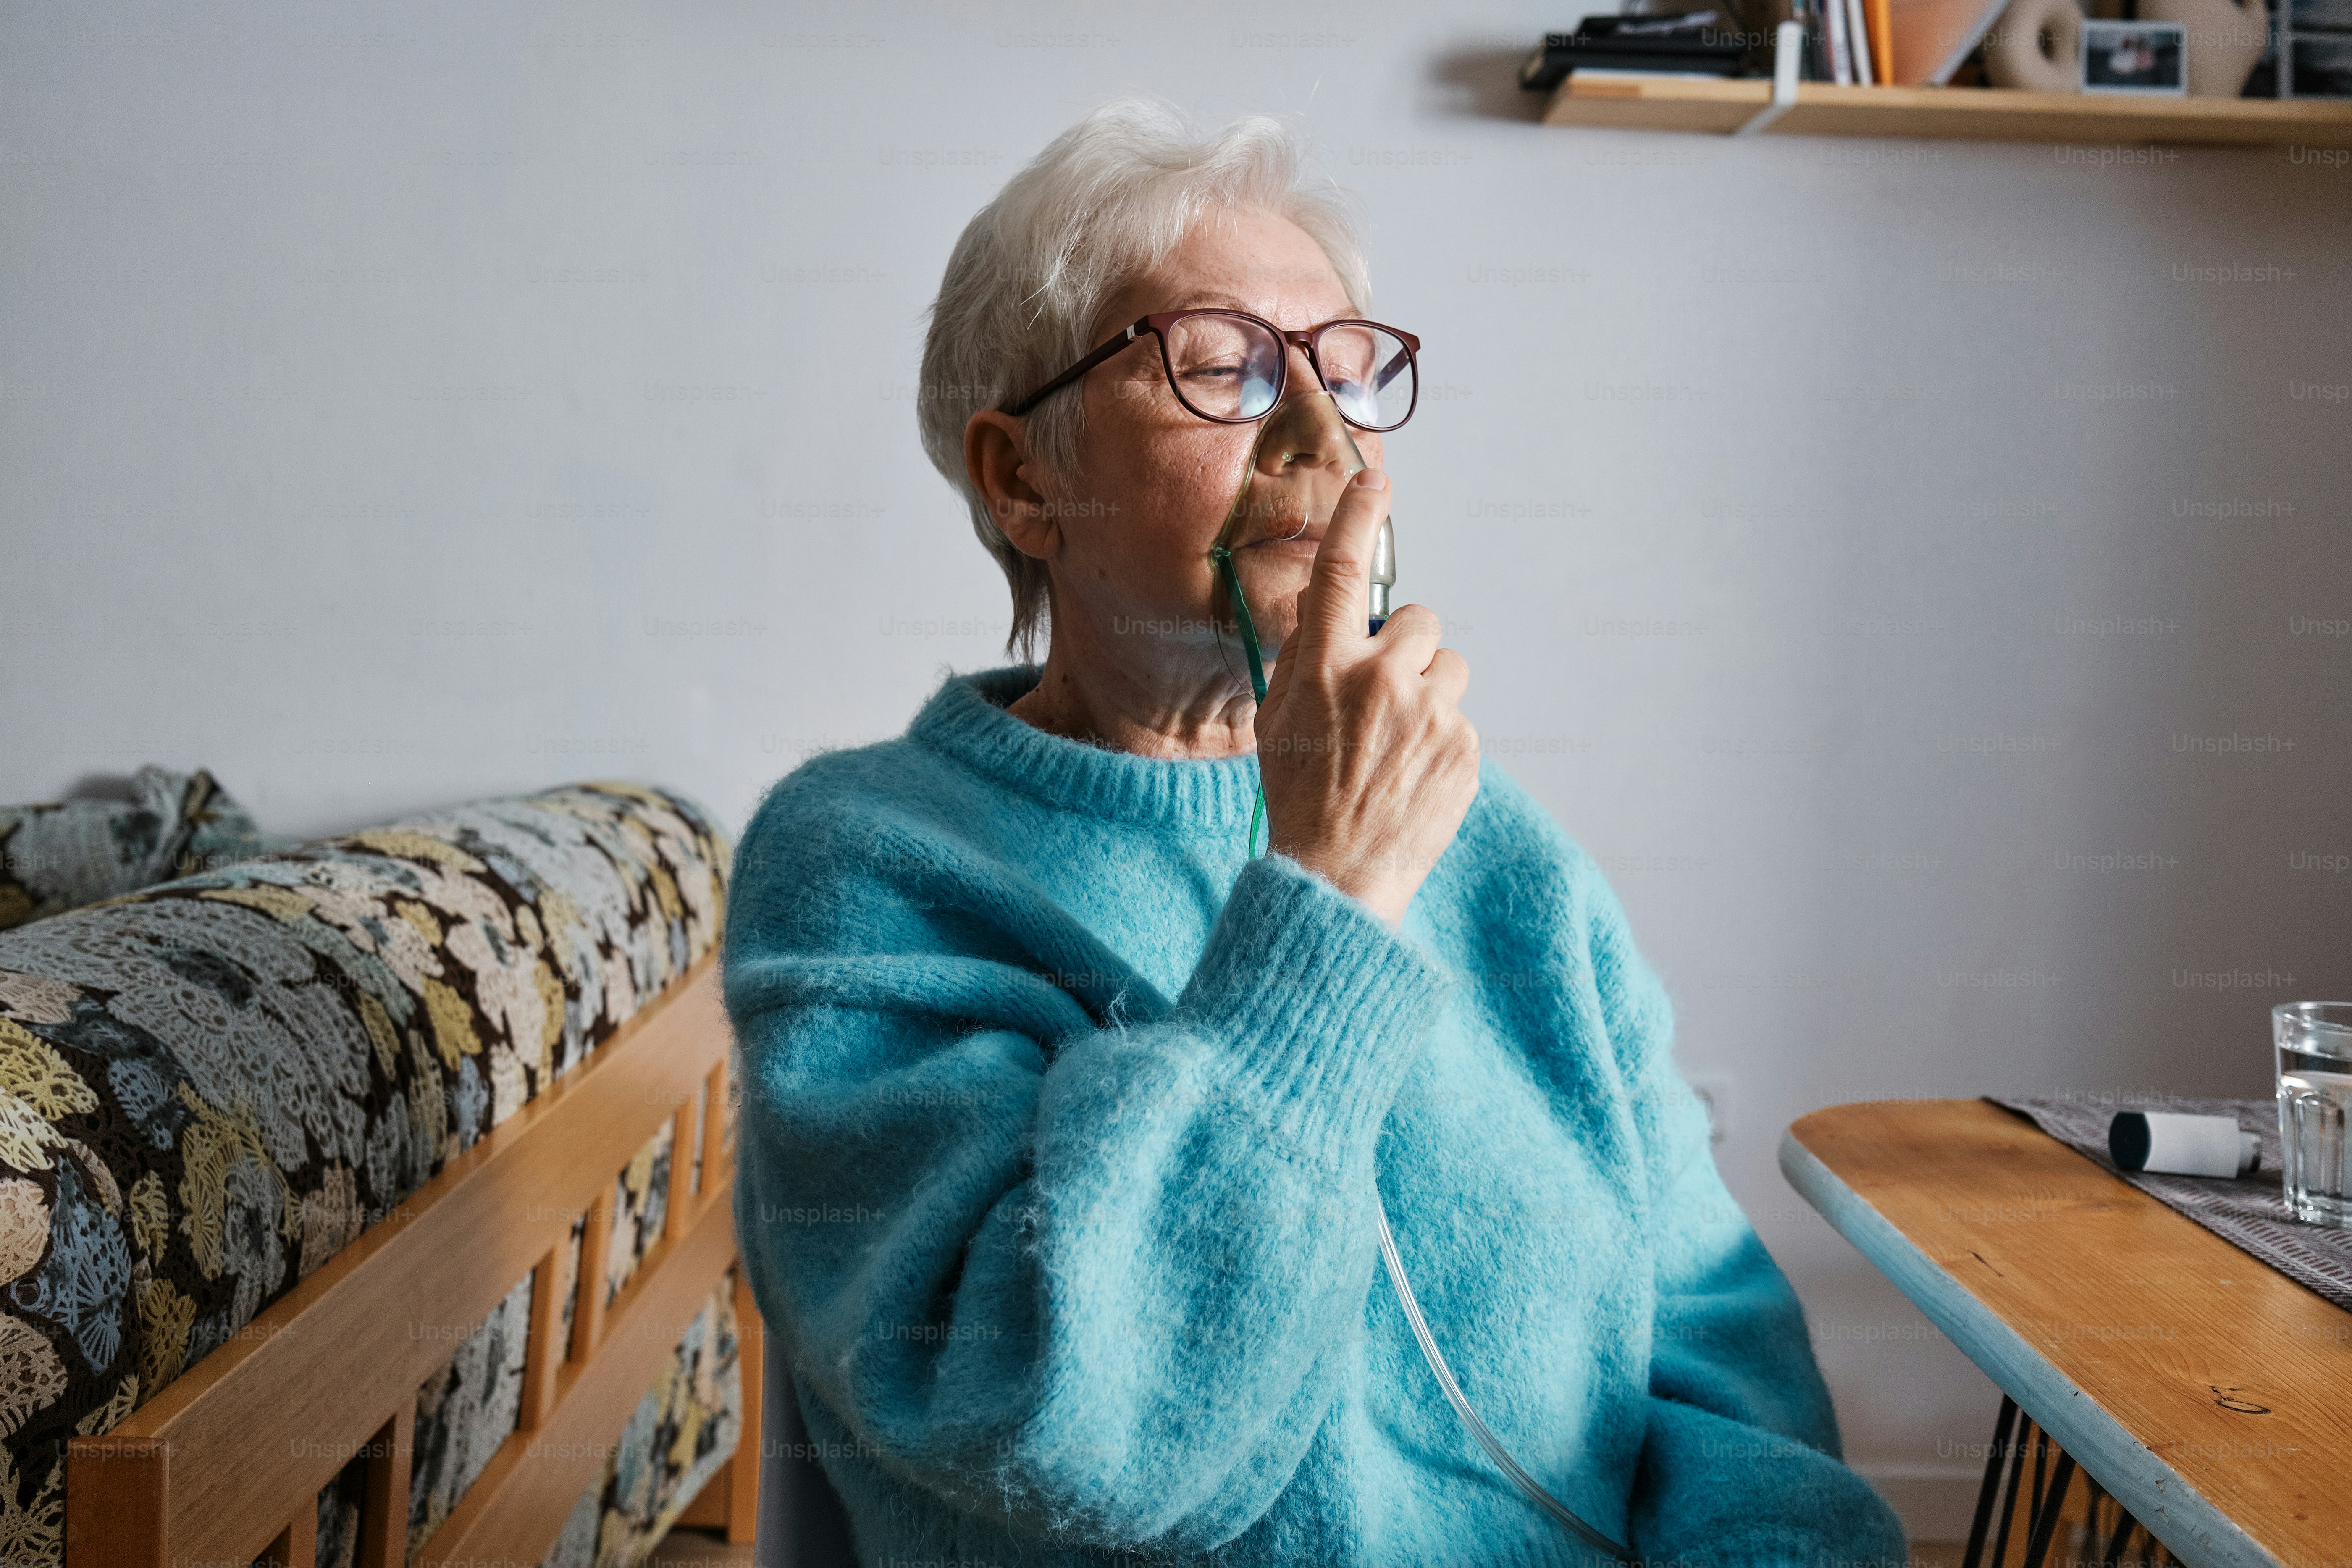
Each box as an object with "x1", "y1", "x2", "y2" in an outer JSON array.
[{"x1": 909, "y1": 666, "x2": 1262, "y2": 830}]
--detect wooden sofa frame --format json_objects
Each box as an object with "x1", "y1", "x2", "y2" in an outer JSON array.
[{"x1": 65, "y1": 953, "x2": 763, "y2": 1568}]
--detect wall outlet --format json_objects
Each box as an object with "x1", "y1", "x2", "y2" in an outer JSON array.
[{"x1": 1685, "y1": 1072, "x2": 1732, "y2": 1147}]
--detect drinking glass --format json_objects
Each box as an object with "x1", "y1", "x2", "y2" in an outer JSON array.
[{"x1": 2276, "y1": 1001, "x2": 2352, "y2": 1226}]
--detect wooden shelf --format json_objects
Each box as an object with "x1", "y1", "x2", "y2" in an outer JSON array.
[{"x1": 1543, "y1": 69, "x2": 2352, "y2": 145}]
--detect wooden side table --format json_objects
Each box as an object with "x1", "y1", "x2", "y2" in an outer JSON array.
[{"x1": 1782, "y1": 1098, "x2": 2352, "y2": 1568}]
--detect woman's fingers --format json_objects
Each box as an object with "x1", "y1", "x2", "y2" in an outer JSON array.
[
  {"x1": 1371, "y1": 602, "x2": 1442, "y2": 667},
  {"x1": 1255, "y1": 465, "x2": 1478, "y2": 928},
  {"x1": 1424, "y1": 645, "x2": 1470, "y2": 706},
  {"x1": 1295, "y1": 469, "x2": 1390, "y2": 654}
]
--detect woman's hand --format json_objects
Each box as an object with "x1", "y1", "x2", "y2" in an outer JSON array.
[{"x1": 1254, "y1": 470, "x2": 1478, "y2": 927}]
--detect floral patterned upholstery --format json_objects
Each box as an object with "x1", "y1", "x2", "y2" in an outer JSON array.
[
  {"x1": 538, "y1": 1264, "x2": 743, "y2": 1568},
  {"x1": 0, "y1": 767, "x2": 265, "y2": 932},
  {"x1": 0, "y1": 780, "x2": 737, "y2": 1567}
]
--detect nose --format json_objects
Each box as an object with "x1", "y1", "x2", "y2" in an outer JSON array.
[{"x1": 1253, "y1": 345, "x2": 1353, "y2": 477}]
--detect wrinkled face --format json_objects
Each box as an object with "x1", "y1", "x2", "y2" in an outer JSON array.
[{"x1": 1032, "y1": 207, "x2": 1383, "y2": 677}]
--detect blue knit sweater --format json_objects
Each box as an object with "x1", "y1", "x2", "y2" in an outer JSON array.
[{"x1": 724, "y1": 666, "x2": 1908, "y2": 1568}]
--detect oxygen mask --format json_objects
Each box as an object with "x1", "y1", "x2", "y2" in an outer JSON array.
[
  {"x1": 1208, "y1": 389, "x2": 1396, "y2": 708},
  {"x1": 1208, "y1": 387, "x2": 1397, "y2": 856}
]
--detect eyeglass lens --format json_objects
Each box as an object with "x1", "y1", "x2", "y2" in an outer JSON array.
[{"x1": 1161, "y1": 313, "x2": 1414, "y2": 429}]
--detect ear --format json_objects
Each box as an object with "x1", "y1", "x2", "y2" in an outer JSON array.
[{"x1": 966, "y1": 410, "x2": 1057, "y2": 561}]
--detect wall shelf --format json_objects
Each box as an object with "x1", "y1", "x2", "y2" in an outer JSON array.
[{"x1": 1542, "y1": 69, "x2": 2352, "y2": 145}]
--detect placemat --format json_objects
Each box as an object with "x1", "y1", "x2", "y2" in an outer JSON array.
[{"x1": 1988, "y1": 1093, "x2": 2352, "y2": 1315}]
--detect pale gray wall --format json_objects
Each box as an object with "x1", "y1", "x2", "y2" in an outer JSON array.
[{"x1": 5, "y1": 0, "x2": 2348, "y2": 1536}]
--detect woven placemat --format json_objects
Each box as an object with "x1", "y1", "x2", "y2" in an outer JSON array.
[{"x1": 1987, "y1": 1094, "x2": 2352, "y2": 1315}]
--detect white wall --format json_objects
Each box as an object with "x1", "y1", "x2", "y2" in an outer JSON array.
[{"x1": 6, "y1": 0, "x2": 2348, "y2": 1536}]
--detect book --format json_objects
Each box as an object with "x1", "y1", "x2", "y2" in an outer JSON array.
[
  {"x1": 2289, "y1": 0, "x2": 2352, "y2": 95},
  {"x1": 1864, "y1": 0, "x2": 1896, "y2": 81},
  {"x1": 1518, "y1": 13, "x2": 1751, "y2": 89},
  {"x1": 1825, "y1": 0, "x2": 1856, "y2": 83},
  {"x1": 1773, "y1": 0, "x2": 1824, "y2": 81},
  {"x1": 1790, "y1": 0, "x2": 1833, "y2": 80},
  {"x1": 1845, "y1": 0, "x2": 1875, "y2": 81},
  {"x1": 1887, "y1": 0, "x2": 2011, "y2": 81},
  {"x1": 1835, "y1": 0, "x2": 1872, "y2": 81}
]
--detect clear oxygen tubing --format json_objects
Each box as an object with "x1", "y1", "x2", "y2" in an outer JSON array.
[
  {"x1": 1374, "y1": 1194, "x2": 1638, "y2": 1565},
  {"x1": 1207, "y1": 394, "x2": 1638, "y2": 1564}
]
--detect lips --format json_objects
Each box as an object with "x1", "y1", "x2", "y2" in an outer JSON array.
[
  {"x1": 1240, "y1": 522, "x2": 1326, "y2": 552},
  {"x1": 1232, "y1": 489, "x2": 1326, "y2": 550}
]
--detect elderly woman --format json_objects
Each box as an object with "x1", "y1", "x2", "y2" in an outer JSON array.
[{"x1": 725, "y1": 101, "x2": 1906, "y2": 1567}]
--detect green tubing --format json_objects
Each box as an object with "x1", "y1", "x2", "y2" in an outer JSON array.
[{"x1": 1210, "y1": 543, "x2": 1272, "y2": 859}]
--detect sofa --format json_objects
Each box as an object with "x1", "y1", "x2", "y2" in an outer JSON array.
[{"x1": 0, "y1": 776, "x2": 754, "y2": 1568}]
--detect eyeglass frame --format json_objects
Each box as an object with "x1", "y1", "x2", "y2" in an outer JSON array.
[{"x1": 1003, "y1": 308, "x2": 1423, "y2": 432}]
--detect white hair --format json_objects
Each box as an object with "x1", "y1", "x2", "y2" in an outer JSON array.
[{"x1": 917, "y1": 98, "x2": 1371, "y2": 660}]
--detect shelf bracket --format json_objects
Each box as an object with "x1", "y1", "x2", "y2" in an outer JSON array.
[{"x1": 1735, "y1": 21, "x2": 1804, "y2": 136}]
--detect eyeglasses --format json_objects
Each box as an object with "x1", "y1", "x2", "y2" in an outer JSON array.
[{"x1": 1006, "y1": 308, "x2": 1421, "y2": 432}]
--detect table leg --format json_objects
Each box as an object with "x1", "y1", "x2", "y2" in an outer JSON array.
[
  {"x1": 1961, "y1": 1395, "x2": 2019, "y2": 1568},
  {"x1": 1959, "y1": 1397, "x2": 2166, "y2": 1568},
  {"x1": 2021, "y1": 1450, "x2": 2077, "y2": 1567}
]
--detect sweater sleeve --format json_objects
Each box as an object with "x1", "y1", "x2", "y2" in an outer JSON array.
[
  {"x1": 1586, "y1": 876, "x2": 1911, "y2": 1566},
  {"x1": 724, "y1": 834, "x2": 1449, "y2": 1557}
]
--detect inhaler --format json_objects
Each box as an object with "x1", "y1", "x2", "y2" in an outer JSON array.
[
  {"x1": 1209, "y1": 394, "x2": 1637, "y2": 1565},
  {"x1": 1208, "y1": 389, "x2": 1395, "y2": 708}
]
